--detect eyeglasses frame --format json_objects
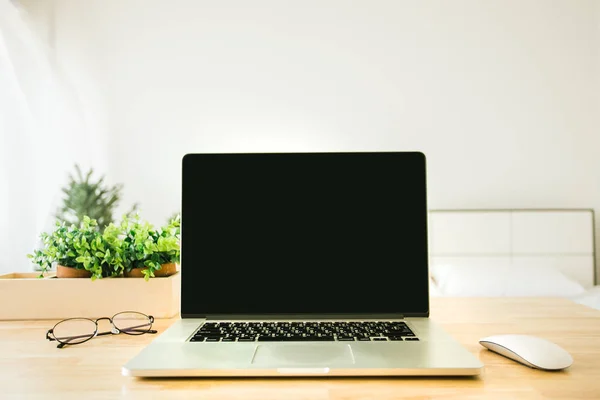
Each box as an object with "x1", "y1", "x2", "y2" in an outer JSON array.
[{"x1": 46, "y1": 311, "x2": 157, "y2": 348}]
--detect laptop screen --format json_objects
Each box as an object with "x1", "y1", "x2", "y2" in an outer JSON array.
[{"x1": 181, "y1": 152, "x2": 429, "y2": 317}]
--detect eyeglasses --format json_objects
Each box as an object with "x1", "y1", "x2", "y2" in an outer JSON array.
[{"x1": 46, "y1": 311, "x2": 157, "y2": 348}]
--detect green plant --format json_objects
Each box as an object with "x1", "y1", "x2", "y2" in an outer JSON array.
[
  {"x1": 168, "y1": 211, "x2": 181, "y2": 224},
  {"x1": 121, "y1": 214, "x2": 181, "y2": 280},
  {"x1": 27, "y1": 217, "x2": 124, "y2": 280},
  {"x1": 56, "y1": 165, "x2": 137, "y2": 231}
]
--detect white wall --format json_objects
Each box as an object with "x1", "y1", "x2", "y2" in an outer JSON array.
[
  {"x1": 0, "y1": 0, "x2": 110, "y2": 275},
  {"x1": 24, "y1": 1, "x2": 600, "y2": 269}
]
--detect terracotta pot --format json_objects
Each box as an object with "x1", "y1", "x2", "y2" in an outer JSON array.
[
  {"x1": 56, "y1": 265, "x2": 92, "y2": 278},
  {"x1": 124, "y1": 263, "x2": 177, "y2": 278}
]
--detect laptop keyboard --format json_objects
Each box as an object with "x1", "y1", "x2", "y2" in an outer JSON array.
[{"x1": 190, "y1": 321, "x2": 418, "y2": 342}]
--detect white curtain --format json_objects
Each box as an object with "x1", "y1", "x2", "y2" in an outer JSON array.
[{"x1": 0, "y1": 0, "x2": 107, "y2": 274}]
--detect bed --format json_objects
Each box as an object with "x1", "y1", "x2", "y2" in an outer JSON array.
[{"x1": 427, "y1": 209, "x2": 600, "y2": 310}]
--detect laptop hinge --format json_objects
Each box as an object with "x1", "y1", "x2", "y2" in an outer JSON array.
[{"x1": 196, "y1": 313, "x2": 405, "y2": 320}]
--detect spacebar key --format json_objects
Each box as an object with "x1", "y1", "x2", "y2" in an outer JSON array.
[{"x1": 283, "y1": 336, "x2": 335, "y2": 341}]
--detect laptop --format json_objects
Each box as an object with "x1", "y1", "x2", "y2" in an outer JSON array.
[{"x1": 123, "y1": 151, "x2": 483, "y2": 377}]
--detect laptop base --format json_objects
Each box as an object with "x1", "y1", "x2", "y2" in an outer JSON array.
[{"x1": 123, "y1": 318, "x2": 483, "y2": 377}]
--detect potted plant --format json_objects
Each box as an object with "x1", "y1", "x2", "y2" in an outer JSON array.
[
  {"x1": 56, "y1": 164, "x2": 138, "y2": 232},
  {"x1": 121, "y1": 214, "x2": 180, "y2": 280},
  {"x1": 28, "y1": 217, "x2": 124, "y2": 280}
]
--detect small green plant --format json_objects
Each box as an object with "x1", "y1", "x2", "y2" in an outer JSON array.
[
  {"x1": 27, "y1": 217, "x2": 125, "y2": 280},
  {"x1": 56, "y1": 165, "x2": 137, "y2": 231},
  {"x1": 168, "y1": 211, "x2": 181, "y2": 224},
  {"x1": 121, "y1": 214, "x2": 181, "y2": 280}
]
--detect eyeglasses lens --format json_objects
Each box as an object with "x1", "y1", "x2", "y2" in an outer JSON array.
[
  {"x1": 53, "y1": 318, "x2": 96, "y2": 345},
  {"x1": 113, "y1": 312, "x2": 152, "y2": 335}
]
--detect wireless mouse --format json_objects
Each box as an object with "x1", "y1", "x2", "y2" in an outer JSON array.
[{"x1": 479, "y1": 334, "x2": 573, "y2": 371}]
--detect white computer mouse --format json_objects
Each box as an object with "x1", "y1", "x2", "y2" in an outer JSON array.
[{"x1": 479, "y1": 334, "x2": 573, "y2": 371}]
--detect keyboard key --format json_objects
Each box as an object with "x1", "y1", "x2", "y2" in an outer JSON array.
[
  {"x1": 372, "y1": 337, "x2": 388, "y2": 341},
  {"x1": 387, "y1": 331, "x2": 409, "y2": 336},
  {"x1": 277, "y1": 336, "x2": 332, "y2": 342},
  {"x1": 389, "y1": 336, "x2": 403, "y2": 341},
  {"x1": 337, "y1": 337, "x2": 355, "y2": 341},
  {"x1": 205, "y1": 338, "x2": 220, "y2": 342},
  {"x1": 281, "y1": 336, "x2": 306, "y2": 341},
  {"x1": 197, "y1": 331, "x2": 220, "y2": 336},
  {"x1": 190, "y1": 337, "x2": 205, "y2": 342},
  {"x1": 238, "y1": 337, "x2": 255, "y2": 342},
  {"x1": 405, "y1": 337, "x2": 419, "y2": 341}
]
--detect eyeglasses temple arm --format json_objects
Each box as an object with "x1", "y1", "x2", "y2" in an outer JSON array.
[
  {"x1": 122, "y1": 328, "x2": 157, "y2": 334},
  {"x1": 55, "y1": 334, "x2": 92, "y2": 349}
]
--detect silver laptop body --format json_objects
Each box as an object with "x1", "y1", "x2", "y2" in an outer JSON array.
[{"x1": 123, "y1": 152, "x2": 483, "y2": 377}]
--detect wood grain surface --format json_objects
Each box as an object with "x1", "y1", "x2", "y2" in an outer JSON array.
[{"x1": 1, "y1": 298, "x2": 599, "y2": 399}]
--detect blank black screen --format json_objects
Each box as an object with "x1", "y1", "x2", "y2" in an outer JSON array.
[{"x1": 181, "y1": 152, "x2": 429, "y2": 317}]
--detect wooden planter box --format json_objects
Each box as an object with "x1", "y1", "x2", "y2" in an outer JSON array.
[{"x1": 0, "y1": 272, "x2": 181, "y2": 320}]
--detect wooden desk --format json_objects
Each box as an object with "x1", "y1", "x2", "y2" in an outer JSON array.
[{"x1": 1, "y1": 298, "x2": 599, "y2": 399}]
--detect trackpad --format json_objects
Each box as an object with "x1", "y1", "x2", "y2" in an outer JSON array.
[{"x1": 252, "y1": 344, "x2": 354, "y2": 366}]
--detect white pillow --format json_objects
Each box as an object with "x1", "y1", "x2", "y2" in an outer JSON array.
[{"x1": 430, "y1": 263, "x2": 585, "y2": 297}]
